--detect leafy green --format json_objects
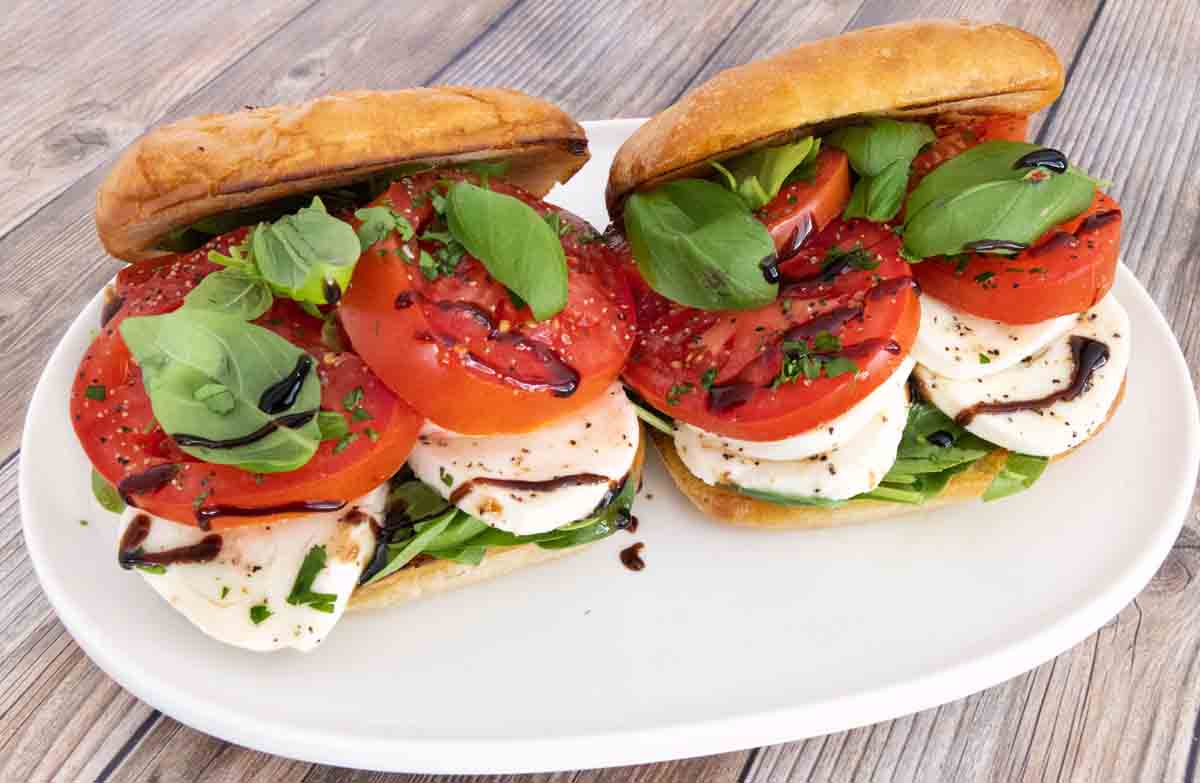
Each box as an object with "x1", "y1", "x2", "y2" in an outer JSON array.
[
  {"x1": 119, "y1": 309, "x2": 322, "y2": 473},
  {"x1": 624, "y1": 179, "x2": 778, "y2": 311},
  {"x1": 728, "y1": 486, "x2": 845, "y2": 507},
  {"x1": 710, "y1": 137, "x2": 820, "y2": 209},
  {"x1": 91, "y1": 469, "x2": 126, "y2": 513},
  {"x1": 249, "y1": 197, "x2": 362, "y2": 305},
  {"x1": 354, "y1": 206, "x2": 415, "y2": 251},
  {"x1": 772, "y1": 332, "x2": 858, "y2": 388},
  {"x1": 444, "y1": 182, "x2": 568, "y2": 320},
  {"x1": 316, "y1": 410, "x2": 349, "y2": 442},
  {"x1": 903, "y1": 141, "x2": 1098, "y2": 260},
  {"x1": 286, "y1": 545, "x2": 337, "y2": 613},
  {"x1": 182, "y1": 267, "x2": 273, "y2": 320},
  {"x1": 983, "y1": 452, "x2": 1049, "y2": 501},
  {"x1": 249, "y1": 603, "x2": 272, "y2": 625},
  {"x1": 826, "y1": 119, "x2": 935, "y2": 222},
  {"x1": 628, "y1": 395, "x2": 675, "y2": 435}
]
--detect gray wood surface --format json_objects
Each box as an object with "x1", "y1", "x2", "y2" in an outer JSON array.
[{"x1": 1, "y1": 1, "x2": 1197, "y2": 781}]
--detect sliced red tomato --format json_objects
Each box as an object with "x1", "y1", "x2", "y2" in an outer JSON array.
[
  {"x1": 758, "y1": 148, "x2": 851, "y2": 251},
  {"x1": 621, "y1": 218, "x2": 919, "y2": 441},
  {"x1": 912, "y1": 191, "x2": 1121, "y2": 324},
  {"x1": 72, "y1": 242, "x2": 422, "y2": 529},
  {"x1": 910, "y1": 114, "x2": 1030, "y2": 180},
  {"x1": 339, "y1": 171, "x2": 636, "y2": 435}
]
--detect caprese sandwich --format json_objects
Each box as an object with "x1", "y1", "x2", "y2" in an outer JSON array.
[
  {"x1": 78, "y1": 88, "x2": 643, "y2": 651},
  {"x1": 604, "y1": 20, "x2": 1127, "y2": 528}
]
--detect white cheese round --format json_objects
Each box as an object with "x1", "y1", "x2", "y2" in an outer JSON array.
[
  {"x1": 915, "y1": 293, "x2": 1130, "y2": 457},
  {"x1": 408, "y1": 383, "x2": 640, "y2": 536}
]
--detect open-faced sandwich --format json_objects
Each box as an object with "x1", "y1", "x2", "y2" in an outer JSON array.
[
  {"x1": 77, "y1": 88, "x2": 644, "y2": 651},
  {"x1": 605, "y1": 20, "x2": 1126, "y2": 528}
]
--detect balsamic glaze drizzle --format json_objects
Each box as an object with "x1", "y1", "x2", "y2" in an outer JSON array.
[
  {"x1": 172, "y1": 409, "x2": 317, "y2": 450},
  {"x1": 258, "y1": 355, "x2": 313, "y2": 414}
]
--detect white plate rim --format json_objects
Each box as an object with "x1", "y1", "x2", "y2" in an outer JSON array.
[{"x1": 18, "y1": 118, "x2": 1200, "y2": 773}]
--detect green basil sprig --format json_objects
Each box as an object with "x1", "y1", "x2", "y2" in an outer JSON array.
[
  {"x1": 711, "y1": 137, "x2": 820, "y2": 209},
  {"x1": 902, "y1": 141, "x2": 1096, "y2": 260},
  {"x1": 624, "y1": 179, "x2": 777, "y2": 311},
  {"x1": 119, "y1": 309, "x2": 322, "y2": 473},
  {"x1": 209, "y1": 197, "x2": 360, "y2": 306},
  {"x1": 444, "y1": 182, "x2": 568, "y2": 321},
  {"x1": 826, "y1": 119, "x2": 935, "y2": 222},
  {"x1": 182, "y1": 267, "x2": 273, "y2": 320}
]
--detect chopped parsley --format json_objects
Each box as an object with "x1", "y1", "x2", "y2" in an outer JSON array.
[
  {"x1": 822, "y1": 244, "x2": 879, "y2": 276},
  {"x1": 700, "y1": 368, "x2": 718, "y2": 389},
  {"x1": 84, "y1": 384, "x2": 107, "y2": 401},
  {"x1": 137, "y1": 564, "x2": 166, "y2": 575},
  {"x1": 364, "y1": 427, "x2": 380, "y2": 443},
  {"x1": 318, "y1": 411, "x2": 350, "y2": 442},
  {"x1": 333, "y1": 431, "x2": 359, "y2": 454},
  {"x1": 772, "y1": 331, "x2": 858, "y2": 388},
  {"x1": 342, "y1": 387, "x2": 364, "y2": 410},
  {"x1": 286, "y1": 545, "x2": 337, "y2": 613},
  {"x1": 351, "y1": 406, "x2": 373, "y2": 422},
  {"x1": 979, "y1": 353, "x2": 992, "y2": 365},
  {"x1": 974, "y1": 271, "x2": 996, "y2": 285},
  {"x1": 249, "y1": 603, "x2": 272, "y2": 624},
  {"x1": 666, "y1": 382, "x2": 695, "y2": 405},
  {"x1": 440, "y1": 467, "x2": 454, "y2": 487},
  {"x1": 220, "y1": 585, "x2": 230, "y2": 599}
]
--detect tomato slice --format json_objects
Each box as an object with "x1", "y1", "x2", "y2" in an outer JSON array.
[
  {"x1": 621, "y1": 218, "x2": 919, "y2": 441},
  {"x1": 758, "y1": 148, "x2": 851, "y2": 251},
  {"x1": 72, "y1": 243, "x2": 422, "y2": 529},
  {"x1": 912, "y1": 191, "x2": 1121, "y2": 324},
  {"x1": 339, "y1": 172, "x2": 636, "y2": 435},
  {"x1": 910, "y1": 114, "x2": 1030, "y2": 180}
]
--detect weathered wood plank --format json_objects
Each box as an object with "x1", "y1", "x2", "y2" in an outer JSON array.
[{"x1": 0, "y1": 0, "x2": 314, "y2": 241}]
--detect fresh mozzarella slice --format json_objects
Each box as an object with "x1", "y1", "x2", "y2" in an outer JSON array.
[
  {"x1": 118, "y1": 485, "x2": 385, "y2": 653},
  {"x1": 678, "y1": 356, "x2": 915, "y2": 461},
  {"x1": 409, "y1": 383, "x2": 640, "y2": 536},
  {"x1": 675, "y1": 379, "x2": 910, "y2": 501},
  {"x1": 915, "y1": 294, "x2": 1130, "y2": 457},
  {"x1": 913, "y1": 293, "x2": 1076, "y2": 380}
]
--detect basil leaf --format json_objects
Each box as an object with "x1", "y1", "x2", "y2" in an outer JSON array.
[
  {"x1": 119, "y1": 309, "x2": 321, "y2": 473},
  {"x1": 902, "y1": 173, "x2": 1095, "y2": 260},
  {"x1": 843, "y1": 158, "x2": 909, "y2": 222},
  {"x1": 826, "y1": 119, "x2": 935, "y2": 177},
  {"x1": 624, "y1": 179, "x2": 777, "y2": 311},
  {"x1": 726, "y1": 485, "x2": 845, "y2": 507},
  {"x1": 443, "y1": 182, "x2": 568, "y2": 321},
  {"x1": 827, "y1": 119, "x2": 934, "y2": 222},
  {"x1": 182, "y1": 267, "x2": 273, "y2": 320},
  {"x1": 91, "y1": 469, "x2": 126, "y2": 513},
  {"x1": 906, "y1": 141, "x2": 1042, "y2": 220},
  {"x1": 364, "y1": 508, "x2": 457, "y2": 585},
  {"x1": 983, "y1": 452, "x2": 1049, "y2": 501},
  {"x1": 712, "y1": 137, "x2": 819, "y2": 209},
  {"x1": 354, "y1": 206, "x2": 414, "y2": 251},
  {"x1": 386, "y1": 480, "x2": 451, "y2": 521},
  {"x1": 252, "y1": 197, "x2": 362, "y2": 305}
]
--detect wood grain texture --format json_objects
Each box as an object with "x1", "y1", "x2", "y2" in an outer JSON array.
[
  {"x1": 2, "y1": 1, "x2": 1199, "y2": 781},
  {"x1": 0, "y1": 0, "x2": 314, "y2": 240}
]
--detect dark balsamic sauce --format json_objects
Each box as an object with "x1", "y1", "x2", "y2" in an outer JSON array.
[
  {"x1": 1077, "y1": 209, "x2": 1121, "y2": 235},
  {"x1": 322, "y1": 278, "x2": 342, "y2": 305},
  {"x1": 258, "y1": 355, "x2": 313, "y2": 414},
  {"x1": 955, "y1": 336, "x2": 1109, "y2": 426},
  {"x1": 866, "y1": 276, "x2": 920, "y2": 301},
  {"x1": 707, "y1": 381, "x2": 756, "y2": 413},
  {"x1": 619, "y1": 542, "x2": 646, "y2": 571},
  {"x1": 963, "y1": 239, "x2": 1029, "y2": 254},
  {"x1": 760, "y1": 254, "x2": 781, "y2": 284},
  {"x1": 395, "y1": 291, "x2": 580, "y2": 396},
  {"x1": 195, "y1": 499, "x2": 345, "y2": 529},
  {"x1": 926, "y1": 430, "x2": 955, "y2": 448},
  {"x1": 117, "y1": 464, "x2": 179, "y2": 503},
  {"x1": 1029, "y1": 231, "x2": 1075, "y2": 257},
  {"x1": 172, "y1": 409, "x2": 317, "y2": 450},
  {"x1": 1013, "y1": 148, "x2": 1069, "y2": 174},
  {"x1": 624, "y1": 515, "x2": 640, "y2": 534},
  {"x1": 777, "y1": 213, "x2": 814, "y2": 263},
  {"x1": 782, "y1": 306, "x2": 863, "y2": 342},
  {"x1": 118, "y1": 513, "x2": 222, "y2": 569},
  {"x1": 448, "y1": 473, "x2": 611, "y2": 504}
]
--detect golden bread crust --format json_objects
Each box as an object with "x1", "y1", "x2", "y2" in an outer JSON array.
[
  {"x1": 97, "y1": 87, "x2": 589, "y2": 262},
  {"x1": 348, "y1": 431, "x2": 645, "y2": 611},
  {"x1": 607, "y1": 20, "x2": 1063, "y2": 214}
]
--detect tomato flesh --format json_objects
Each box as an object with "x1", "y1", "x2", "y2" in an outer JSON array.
[
  {"x1": 621, "y1": 217, "x2": 918, "y2": 441},
  {"x1": 908, "y1": 115, "x2": 1122, "y2": 324},
  {"x1": 72, "y1": 241, "x2": 422, "y2": 529},
  {"x1": 758, "y1": 148, "x2": 851, "y2": 251},
  {"x1": 340, "y1": 172, "x2": 636, "y2": 435}
]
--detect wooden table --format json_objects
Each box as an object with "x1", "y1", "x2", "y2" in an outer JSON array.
[{"x1": 3, "y1": 1, "x2": 1198, "y2": 780}]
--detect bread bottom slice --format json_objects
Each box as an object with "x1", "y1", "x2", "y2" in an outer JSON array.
[
  {"x1": 652, "y1": 377, "x2": 1125, "y2": 530},
  {"x1": 348, "y1": 432, "x2": 646, "y2": 611}
]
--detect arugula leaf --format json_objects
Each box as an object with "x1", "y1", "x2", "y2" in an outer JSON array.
[
  {"x1": 983, "y1": 452, "x2": 1049, "y2": 501},
  {"x1": 286, "y1": 545, "x2": 337, "y2": 613},
  {"x1": 903, "y1": 141, "x2": 1098, "y2": 260},
  {"x1": 444, "y1": 182, "x2": 568, "y2": 320},
  {"x1": 251, "y1": 197, "x2": 362, "y2": 305},
  {"x1": 119, "y1": 309, "x2": 322, "y2": 473},
  {"x1": 826, "y1": 119, "x2": 935, "y2": 222},
  {"x1": 624, "y1": 179, "x2": 778, "y2": 311},
  {"x1": 182, "y1": 267, "x2": 273, "y2": 320},
  {"x1": 91, "y1": 468, "x2": 126, "y2": 513},
  {"x1": 387, "y1": 479, "x2": 452, "y2": 521},
  {"x1": 363, "y1": 508, "x2": 458, "y2": 585},
  {"x1": 710, "y1": 137, "x2": 820, "y2": 209}
]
